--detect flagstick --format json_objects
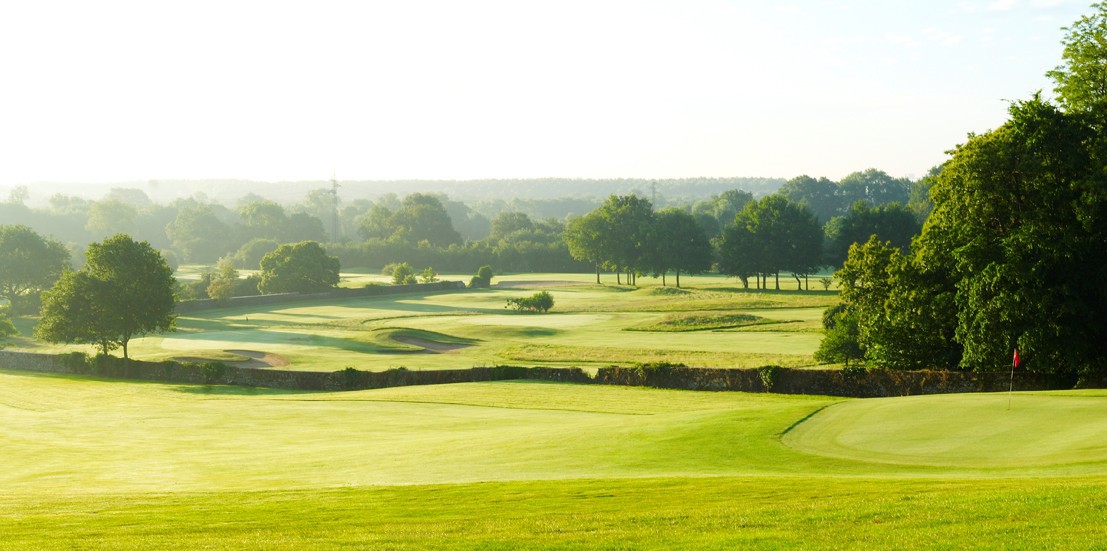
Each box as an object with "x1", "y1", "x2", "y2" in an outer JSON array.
[{"x1": 1007, "y1": 363, "x2": 1014, "y2": 410}]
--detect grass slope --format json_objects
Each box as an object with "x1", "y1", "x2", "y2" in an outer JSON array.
[{"x1": 4, "y1": 371, "x2": 1107, "y2": 547}]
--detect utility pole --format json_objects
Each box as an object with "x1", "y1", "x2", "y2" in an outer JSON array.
[{"x1": 330, "y1": 172, "x2": 341, "y2": 243}]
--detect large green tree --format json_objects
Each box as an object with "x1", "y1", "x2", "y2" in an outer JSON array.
[
  {"x1": 166, "y1": 204, "x2": 233, "y2": 263},
  {"x1": 645, "y1": 208, "x2": 713, "y2": 287},
  {"x1": 0, "y1": 225, "x2": 71, "y2": 313},
  {"x1": 827, "y1": 98, "x2": 1106, "y2": 373},
  {"x1": 596, "y1": 195, "x2": 654, "y2": 285},
  {"x1": 356, "y1": 194, "x2": 462, "y2": 247},
  {"x1": 564, "y1": 211, "x2": 610, "y2": 284},
  {"x1": 717, "y1": 196, "x2": 823, "y2": 290},
  {"x1": 258, "y1": 241, "x2": 340, "y2": 294},
  {"x1": 36, "y1": 234, "x2": 176, "y2": 359},
  {"x1": 824, "y1": 201, "x2": 921, "y2": 267},
  {"x1": 778, "y1": 175, "x2": 840, "y2": 222},
  {"x1": 922, "y1": 97, "x2": 1106, "y2": 373},
  {"x1": 820, "y1": 8, "x2": 1107, "y2": 375}
]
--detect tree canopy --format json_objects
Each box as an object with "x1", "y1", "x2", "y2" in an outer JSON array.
[
  {"x1": 36, "y1": 234, "x2": 176, "y2": 359},
  {"x1": 258, "y1": 241, "x2": 341, "y2": 294},
  {"x1": 717, "y1": 195, "x2": 823, "y2": 290},
  {"x1": 824, "y1": 201, "x2": 920, "y2": 267},
  {"x1": 1048, "y1": 2, "x2": 1107, "y2": 123},
  {"x1": 0, "y1": 225, "x2": 71, "y2": 313},
  {"x1": 820, "y1": 7, "x2": 1107, "y2": 375}
]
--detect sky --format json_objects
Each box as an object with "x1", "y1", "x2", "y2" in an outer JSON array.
[{"x1": 0, "y1": 0, "x2": 1095, "y2": 187}]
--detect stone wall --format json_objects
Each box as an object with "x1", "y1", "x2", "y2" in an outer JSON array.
[{"x1": 0, "y1": 351, "x2": 1082, "y2": 396}]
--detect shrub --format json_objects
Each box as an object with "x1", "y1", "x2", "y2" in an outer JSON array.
[
  {"x1": 419, "y1": 267, "x2": 439, "y2": 284},
  {"x1": 758, "y1": 365, "x2": 781, "y2": 390},
  {"x1": 391, "y1": 262, "x2": 417, "y2": 285},
  {"x1": 63, "y1": 351, "x2": 90, "y2": 372},
  {"x1": 341, "y1": 366, "x2": 363, "y2": 389},
  {"x1": 841, "y1": 364, "x2": 868, "y2": 379},
  {"x1": 470, "y1": 265, "x2": 494, "y2": 288},
  {"x1": 201, "y1": 361, "x2": 228, "y2": 384},
  {"x1": 0, "y1": 310, "x2": 17, "y2": 343},
  {"x1": 506, "y1": 290, "x2": 554, "y2": 313}
]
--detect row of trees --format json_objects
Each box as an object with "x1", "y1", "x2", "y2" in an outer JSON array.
[
  {"x1": 3, "y1": 167, "x2": 925, "y2": 273},
  {"x1": 819, "y1": 5, "x2": 1107, "y2": 376},
  {"x1": 564, "y1": 196, "x2": 712, "y2": 287}
]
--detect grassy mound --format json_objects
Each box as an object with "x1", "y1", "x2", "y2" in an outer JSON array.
[{"x1": 625, "y1": 312, "x2": 787, "y2": 332}]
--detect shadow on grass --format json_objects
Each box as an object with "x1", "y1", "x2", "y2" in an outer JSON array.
[{"x1": 171, "y1": 384, "x2": 321, "y2": 396}]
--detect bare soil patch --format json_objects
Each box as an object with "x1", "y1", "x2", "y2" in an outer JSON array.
[
  {"x1": 225, "y1": 349, "x2": 290, "y2": 368},
  {"x1": 391, "y1": 336, "x2": 471, "y2": 354},
  {"x1": 176, "y1": 350, "x2": 289, "y2": 368}
]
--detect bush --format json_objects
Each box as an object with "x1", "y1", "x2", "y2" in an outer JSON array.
[
  {"x1": 391, "y1": 262, "x2": 417, "y2": 285},
  {"x1": 758, "y1": 365, "x2": 781, "y2": 390},
  {"x1": 419, "y1": 267, "x2": 439, "y2": 283},
  {"x1": 201, "y1": 361, "x2": 228, "y2": 384},
  {"x1": 341, "y1": 366, "x2": 363, "y2": 389},
  {"x1": 469, "y1": 265, "x2": 494, "y2": 288},
  {"x1": 506, "y1": 290, "x2": 554, "y2": 313}
]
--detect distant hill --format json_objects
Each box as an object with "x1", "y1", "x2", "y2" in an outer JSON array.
[{"x1": 12, "y1": 177, "x2": 785, "y2": 207}]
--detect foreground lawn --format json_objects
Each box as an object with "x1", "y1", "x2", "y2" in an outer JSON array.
[
  {"x1": 4, "y1": 477, "x2": 1105, "y2": 549},
  {"x1": 3, "y1": 371, "x2": 1107, "y2": 548}
]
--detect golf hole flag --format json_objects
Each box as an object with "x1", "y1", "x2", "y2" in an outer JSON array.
[{"x1": 1013, "y1": 348, "x2": 1020, "y2": 370}]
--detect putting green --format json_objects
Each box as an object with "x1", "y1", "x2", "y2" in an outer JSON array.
[{"x1": 783, "y1": 390, "x2": 1107, "y2": 468}]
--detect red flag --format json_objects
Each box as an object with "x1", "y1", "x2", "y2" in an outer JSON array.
[{"x1": 1013, "y1": 348, "x2": 1020, "y2": 369}]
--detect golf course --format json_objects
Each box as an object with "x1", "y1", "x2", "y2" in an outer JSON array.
[{"x1": 3, "y1": 277, "x2": 1107, "y2": 548}]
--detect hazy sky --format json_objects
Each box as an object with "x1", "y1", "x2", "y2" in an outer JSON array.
[{"x1": 0, "y1": 0, "x2": 1093, "y2": 186}]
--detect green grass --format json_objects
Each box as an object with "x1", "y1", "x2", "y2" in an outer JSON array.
[
  {"x1": 8, "y1": 273, "x2": 834, "y2": 370},
  {"x1": 625, "y1": 312, "x2": 790, "y2": 332},
  {"x1": 3, "y1": 371, "x2": 1107, "y2": 548},
  {"x1": 784, "y1": 390, "x2": 1107, "y2": 469}
]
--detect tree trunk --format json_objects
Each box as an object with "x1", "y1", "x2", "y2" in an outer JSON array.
[
  {"x1": 595, "y1": 264, "x2": 601, "y2": 284},
  {"x1": 775, "y1": 272, "x2": 780, "y2": 290},
  {"x1": 793, "y1": 273, "x2": 802, "y2": 290},
  {"x1": 617, "y1": 271, "x2": 622, "y2": 285},
  {"x1": 740, "y1": 275, "x2": 748, "y2": 289},
  {"x1": 662, "y1": 272, "x2": 666, "y2": 286},
  {"x1": 676, "y1": 269, "x2": 681, "y2": 288}
]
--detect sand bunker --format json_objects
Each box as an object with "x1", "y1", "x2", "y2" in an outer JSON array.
[
  {"x1": 391, "y1": 336, "x2": 471, "y2": 354},
  {"x1": 176, "y1": 350, "x2": 290, "y2": 369}
]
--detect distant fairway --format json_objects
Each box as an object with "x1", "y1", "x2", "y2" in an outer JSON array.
[
  {"x1": 5, "y1": 273, "x2": 833, "y2": 371},
  {"x1": 3, "y1": 371, "x2": 1107, "y2": 547}
]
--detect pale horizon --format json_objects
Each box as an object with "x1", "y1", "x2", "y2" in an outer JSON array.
[{"x1": 0, "y1": 0, "x2": 1092, "y2": 187}]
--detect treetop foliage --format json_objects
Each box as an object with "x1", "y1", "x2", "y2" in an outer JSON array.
[
  {"x1": 258, "y1": 241, "x2": 341, "y2": 294},
  {"x1": 36, "y1": 234, "x2": 176, "y2": 358},
  {"x1": 826, "y1": 7, "x2": 1107, "y2": 375}
]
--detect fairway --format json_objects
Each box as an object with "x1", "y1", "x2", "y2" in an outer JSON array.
[
  {"x1": 4, "y1": 371, "x2": 1107, "y2": 548},
  {"x1": 9, "y1": 274, "x2": 833, "y2": 371}
]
